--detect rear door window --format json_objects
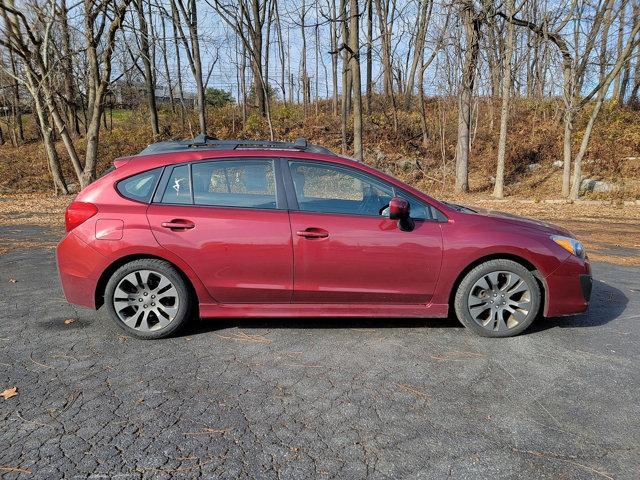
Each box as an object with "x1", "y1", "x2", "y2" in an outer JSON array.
[
  {"x1": 191, "y1": 160, "x2": 277, "y2": 209},
  {"x1": 161, "y1": 165, "x2": 192, "y2": 204}
]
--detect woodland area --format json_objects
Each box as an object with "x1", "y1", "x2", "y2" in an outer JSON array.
[{"x1": 0, "y1": 0, "x2": 640, "y2": 200}]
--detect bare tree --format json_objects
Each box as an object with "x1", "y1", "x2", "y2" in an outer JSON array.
[
  {"x1": 493, "y1": 0, "x2": 515, "y2": 199},
  {"x1": 455, "y1": 0, "x2": 481, "y2": 193},
  {"x1": 0, "y1": 0, "x2": 68, "y2": 192},
  {"x1": 172, "y1": 0, "x2": 207, "y2": 135},
  {"x1": 135, "y1": 0, "x2": 160, "y2": 137},
  {"x1": 211, "y1": 0, "x2": 271, "y2": 119},
  {"x1": 349, "y1": 0, "x2": 363, "y2": 159},
  {"x1": 374, "y1": 0, "x2": 399, "y2": 131}
]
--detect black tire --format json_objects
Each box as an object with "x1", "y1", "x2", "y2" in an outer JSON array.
[
  {"x1": 104, "y1": 259, "x2": 193, "y2": 339},
  {"x1": 454, "y1": 259, "x2": 541, "y2": 338}
]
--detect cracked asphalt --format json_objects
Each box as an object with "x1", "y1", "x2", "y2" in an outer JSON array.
[{"x1": 1, "y1": 228, "x2": 639, "y2": 479}]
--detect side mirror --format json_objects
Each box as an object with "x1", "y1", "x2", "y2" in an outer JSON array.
[{"x1": 388, "y1": 197, "x2": 415, "y2": 232}]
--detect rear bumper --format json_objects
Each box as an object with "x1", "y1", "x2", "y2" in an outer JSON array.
[
  {"x1": 56, "y1": 232, "x2": 105, "y2": 309},
  {"x1": 544, "y1": 256, "x2": 591, "y2": 317}
]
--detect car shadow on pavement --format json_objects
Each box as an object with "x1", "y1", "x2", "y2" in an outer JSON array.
[
  {"x1": 181, "y1": 315, "x2": 462, "y2": 336},
  {"x1": 180, "y1": 280, "x2": 628, "y2": 337}
]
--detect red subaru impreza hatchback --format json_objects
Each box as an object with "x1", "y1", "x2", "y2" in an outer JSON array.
[{"x1": 57, "y1": 137, "x2": 591, "y2": 339}]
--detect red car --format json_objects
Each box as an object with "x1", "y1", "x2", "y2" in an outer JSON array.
[{"x1": 56, "y1": 137, "x2": 592, "y2": 339}]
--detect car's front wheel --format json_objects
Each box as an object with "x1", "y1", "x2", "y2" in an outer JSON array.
[
  {"x1": 104, "y1": 259, "x2": 193, "y2": 339},
  {"x1": 454, "y1": 259, "x2": 541, "y2": 337}
]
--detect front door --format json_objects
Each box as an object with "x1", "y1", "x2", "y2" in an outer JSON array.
[
  {"x1": 286, "y1": 160, "x2": 443, "y2": 304},
  {"x1": 147, "y1": 159, "x2": 293, "y2": 304}
]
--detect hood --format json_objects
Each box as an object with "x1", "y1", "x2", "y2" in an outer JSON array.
[{"x1": 447, "y1": 203, "x2": 574, "y2": 237}]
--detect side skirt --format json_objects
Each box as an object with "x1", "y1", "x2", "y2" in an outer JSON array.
[{"x1": 199, "y1": 303, "x2": 449, "y2": 318}]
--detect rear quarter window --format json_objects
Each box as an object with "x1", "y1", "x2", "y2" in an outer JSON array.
[{"x1": 116, "y1": 168, "x2": 162, "y2": 203}]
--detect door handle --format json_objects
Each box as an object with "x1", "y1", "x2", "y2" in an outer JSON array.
[
  {"x1": 296, "y1": 228, "x2": 329, "y2": 239},
  {"x1": 161, "y1": 219, "x2": 195, "y2": 230}
]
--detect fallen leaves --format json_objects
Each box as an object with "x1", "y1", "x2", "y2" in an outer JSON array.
[
  {"x1": 397, "y1": 383, "x2": 430, "y2": 400},
  {"x1": 1, "y1": 387, "x2": 18, "y2": 400},
  {"x1": 0, "y1": 465, "x2": 32, "y2": 474},
  {"x1": 183, "y1": 428, "x2": 228, "y2": 436},
  {"x1": 64, "y1": 319, "x2": 76, "y2": 325},
  {"x1": 8, "y1": 278, "x2": 17, "y2": 283}
]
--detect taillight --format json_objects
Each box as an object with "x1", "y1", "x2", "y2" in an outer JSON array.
[{"x1": 65, "y1": 202, "x2": 98, "y2": 232}]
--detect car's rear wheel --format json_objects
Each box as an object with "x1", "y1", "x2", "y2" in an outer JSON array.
[
  {"x1": 104, "y1": 259, "x2": 193, "y2": 339},
  {"x1": 454, "y1": 259, "x2": 541, "y2": 337}
]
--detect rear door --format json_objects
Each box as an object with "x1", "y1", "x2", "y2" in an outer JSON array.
[
  {"x1": 285, "y1": 160, "x2": 443, "y2": 304},
  {"x1": 146, "y1": 159, "x2": 293, "y2": 304}
]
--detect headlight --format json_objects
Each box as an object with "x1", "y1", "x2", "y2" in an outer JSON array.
[{"x1": 551, "y1": 235, "x2": 585, "y2": 258}]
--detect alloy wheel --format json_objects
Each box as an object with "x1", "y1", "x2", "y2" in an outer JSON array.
[
  {"x1": 112, "y1": 269, "x2": 180, "y2": 332},
  {"x1": 467, "y1": 270, "x2": 532, "y2": 332}
]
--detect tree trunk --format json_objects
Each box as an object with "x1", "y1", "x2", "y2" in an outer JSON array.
[
  {"x1": 366, "y1": 0, "x2": 373, "y2": 113},
  {"x1": 301, "y1": 0, "x2": 309, "y2": 115},
  {"x1": 455, "y1": 1, "x2": 480, "y2": 194},
  {"x1": 562, "y1": 108, "x2": 574, "y2": 197},
  {"x1": 274, "y1": 1, "x2": 287, "y2": 105},
  {"x1": 612, "y1": 3, "x2": 626, "y2": 101},
  {"x1": 59, "y1": 0, "x2": 80, "y2": 137},
  {"x1": 171, "y1": 0, "x2": 186, "y2": 126},
  {"x1": 32, "y1": 89, "x2": 68, "y2": 194},
  {"x1": 374, "y1": 0, "x2": 398, "y2": 131},
  {"x1": 160, "y1": 13, "x2": 175, "y2": 114},
  {"x1": 493, "y1": 0, "x2": 515, "y2": 199},
  {"x1": 404, "y1": 0, "x2": 431, "y2": 109},
  {"x1": 374, "y1": 0, "x2": 392, "y2": 97},
  {"x1": 136, "y1": 0, "x2": 160, "y2": 137},
  {"x1": 349, "y1": 0, "x2": 363, "y2": 160},
  {"x1": 8, "y1": 46, "x2": 24, "y2": 144},
  {"x1": 339, "y1": 0, "x2": 349, "y2": 154},
  {"x1": 189, "y1": 0, "x2": 207, "y2": 134}
]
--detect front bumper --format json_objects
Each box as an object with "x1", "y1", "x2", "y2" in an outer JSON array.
[
  {"x1": 580, "y1": 274, "x2": 593, "y2": 302},
  {"x1": 544, "y1": 255, "x2": 591, "y2": 317}
]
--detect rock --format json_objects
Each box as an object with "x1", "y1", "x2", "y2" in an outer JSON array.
[
  {"x1": 396, "y1": 158, "x2": 419, "y2": 171},
  {"x1": 527, "y1": 163, "x2": 540, "y2": 171},
  {"x1": 580, "y1": 178, "x2": 618, "y2": 192},
  {"x1": 552, "y1": 160, "x2": 563, "y2": 168},
  {"x1": 373, "y1": 149, "x2": 386, "y2": 163}
]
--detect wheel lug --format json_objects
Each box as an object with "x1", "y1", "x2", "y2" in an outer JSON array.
[
  {"x1": 144, "y1": 292, "x2": 148, "y2": 296},
  {"x1": 151, "y1": 303, "x2": 155, "y2": 306},
  {"x1": 151, "y1": 295, "x2": 155, "y2": 299},
  {"x1": 138, "y1": 298, "x2": 143, "y2": 302}
]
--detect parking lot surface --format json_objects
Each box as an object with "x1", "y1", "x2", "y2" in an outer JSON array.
[{"x1": 1, "y1": 229, "x2": 639, "y2": 479}]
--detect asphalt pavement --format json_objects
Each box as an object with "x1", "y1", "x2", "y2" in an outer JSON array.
[{"x1": 0, "y1": 229, "x2": 638, "y2": 479}]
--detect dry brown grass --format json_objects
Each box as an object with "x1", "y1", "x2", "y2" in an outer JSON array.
[
  {"x1": 1, "y1": 98, "x2": 639, "y2": 199},
  {"x1": 0, "y1": 193, "x2": 70, "y2": 226}
]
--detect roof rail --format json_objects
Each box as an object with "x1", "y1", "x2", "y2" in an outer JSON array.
[{"x1": 138, "y1": 136, "x2": 334, "y2": 156}]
